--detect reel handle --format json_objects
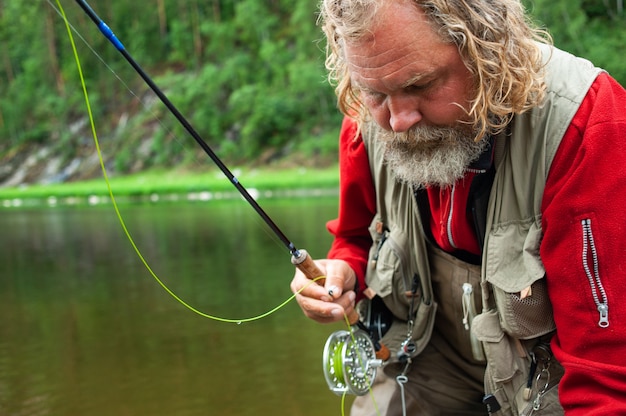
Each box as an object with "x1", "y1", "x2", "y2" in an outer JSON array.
[{"x1": 291, "y1": 249, "x2": 360, "y2": 325}]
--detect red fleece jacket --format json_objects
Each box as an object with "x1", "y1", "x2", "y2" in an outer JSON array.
[{"x1": 327, "y1": 73, "x2": 626, "y2": 413}]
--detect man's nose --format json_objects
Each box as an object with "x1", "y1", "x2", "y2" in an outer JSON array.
[{"x1": 388, "y1": 96, "x2": 422, "y2": 132}]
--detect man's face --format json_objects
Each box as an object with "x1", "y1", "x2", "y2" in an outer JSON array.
[{"x1": 344, "y1": 1, "x2": 487, "y2": 187}]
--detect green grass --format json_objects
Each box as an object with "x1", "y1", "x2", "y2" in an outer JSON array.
[{"x1": 0, "y1": 166, "x2": 340, "y2": 207}]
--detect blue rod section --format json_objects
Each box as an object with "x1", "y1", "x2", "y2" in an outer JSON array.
[
  {"x1": 73, "y1": 0, "x2": 300, "y2": 257},
  {"x1": 98, "y1": 22, "x2": 125, "y2": 51}
]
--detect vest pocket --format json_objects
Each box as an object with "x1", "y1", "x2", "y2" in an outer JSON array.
[
  {"x1": 364, "y1": 216, "x2": 437, "y2": 360},
  {"x1": 486, "y1": 221, "x2": 556, "y2": 339},
  {"x1": 472, "y1": 310, "x2": 528, "y2": 415},
  {"x1": 365, "y1": 217, "x2": 417, "y2": 319},
  {"x1": 472, "y1": 309, "x2": 523, "y2": 416},
  {"x1": 473, "y1": 309, "x2": 564, "y2": 415},
  {"x1": 492, "y1": 278, "x2": 555, "y2": 339},
  {"x1": 472, "y1": 309, "x2": 518, "y2": 384}
]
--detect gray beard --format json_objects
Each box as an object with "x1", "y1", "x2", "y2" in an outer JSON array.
[{"x1": 379, "y1": 125, "x2": 489, "y2": 188}]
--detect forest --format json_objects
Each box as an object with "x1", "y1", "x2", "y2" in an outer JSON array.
[{"x1": 1, "y1": 0, "x2": 625, "y2": 185}]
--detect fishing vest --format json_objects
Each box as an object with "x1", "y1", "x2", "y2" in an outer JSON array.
[{"x1": 361, "y1": 43, "x2": 603, "y2": 415}]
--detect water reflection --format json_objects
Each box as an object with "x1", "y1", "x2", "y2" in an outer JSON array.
[{"x1": 0, "y1": 198, "x2": 351, "y2": 415}]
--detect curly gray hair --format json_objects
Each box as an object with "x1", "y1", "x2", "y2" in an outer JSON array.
[{"x1": 320, "y1": 0, "x2": 552, "y2": 140}]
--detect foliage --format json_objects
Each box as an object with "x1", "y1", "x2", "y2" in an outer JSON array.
[
  {"x1": 0, "y1": 0, "x2": 341, "y2": 178},
  {"x1": 523, "y1": 0, "x2": 626, "y2": 81},
  {"x1": 0, "y1": 0, "x2": 624, "y2": 181}
]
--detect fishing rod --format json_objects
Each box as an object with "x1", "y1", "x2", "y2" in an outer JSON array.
[
  {"x1": 72, "y1": 0, "x2": 386, "y2": 395},
  {"x1": 73, "y1": 0, "x2": 324, "y2": 282}
]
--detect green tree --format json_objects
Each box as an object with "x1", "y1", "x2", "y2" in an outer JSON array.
[
  {"x1": 5, "y1": 0, "x2": 622, "y2": 184},
  {"x1": 525, "y1": 0, "x2": 626, "y2": 83}
]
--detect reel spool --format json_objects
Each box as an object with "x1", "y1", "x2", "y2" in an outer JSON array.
[{"x1": 323, "y1": 328, "x2": 383, "y2": 396}]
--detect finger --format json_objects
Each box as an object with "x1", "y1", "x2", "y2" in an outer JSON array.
[
  {"x1": 303, "y1": 290, "x2": 356, "y2": 321},
  {"x1": 295, "y1": 293, "x2": 346, "y2": 324},
  {"x1": 333, "y1": 291, "x2": 357, "y2": 319},
  {"x1": 291, "y1": 272, "x2": 333, "y2": 303}
]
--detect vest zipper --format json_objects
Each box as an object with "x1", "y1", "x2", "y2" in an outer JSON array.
[{"x1": 581, "y1": 219, "x2": 610, "y2": 328}]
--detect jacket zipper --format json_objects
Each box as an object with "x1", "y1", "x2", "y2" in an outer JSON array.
[
  {"x1": 581, "y1": 219, "x2": 610, "y2": 328},
  {"x1": 446, "y1": 184, "x2": 457, "y2": 249},
  {"x1": 445, "y1": 168, "x2": 486, "y2": 250}
]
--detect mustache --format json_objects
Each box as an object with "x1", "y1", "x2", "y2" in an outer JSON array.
[
  {"x1": 379, "y1": 124, "x2": 478, "y2": 155},
  {"x1": 380, "y1": 123, "x2": 476, "y2": 144},
  {"x1": 378, "y1": 123, "x2": 489, "y2": 188}
]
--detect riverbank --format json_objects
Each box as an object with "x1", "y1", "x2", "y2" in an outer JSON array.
[{"x1": 0, "y1": 166, "x2": 340, "y2": 208}]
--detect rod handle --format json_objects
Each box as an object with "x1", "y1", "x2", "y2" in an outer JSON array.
[{"x1": 291, "y1": 249, "x2": 359, "y2": 325}]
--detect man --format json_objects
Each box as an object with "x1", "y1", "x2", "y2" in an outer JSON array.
[{"x1": 290, "y1": 0, "x2": 626, "y2": 415}]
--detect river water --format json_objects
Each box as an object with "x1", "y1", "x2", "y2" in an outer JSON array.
[{"x1": 0, "y1": 196, "x2": 354, "y2": 415}]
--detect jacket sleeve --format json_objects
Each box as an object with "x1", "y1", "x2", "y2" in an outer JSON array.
[
  {"x1": 541, "y1": 73, "x2": 626, "y2": 414},
  {"x1": 326, "y1": 116, "x2": 376, "y2": 297}
]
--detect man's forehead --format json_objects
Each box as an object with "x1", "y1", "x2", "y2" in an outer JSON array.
[
  {"x1": 345, "y1": 35, "x2": 444, "y2": 92},
  {"x1": 342, "y1": 2, "x2": 450, "y2": 89}
]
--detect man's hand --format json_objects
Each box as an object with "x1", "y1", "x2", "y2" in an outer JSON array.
[{"x1": 290, "y1": 259, "x2": 357, "y2": 324}]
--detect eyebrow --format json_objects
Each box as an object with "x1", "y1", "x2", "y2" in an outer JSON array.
[
  {"x1": 400, "y1": 73, "x2": 432, "y2": 89},
  {"x1": 353, "y1": 72, "x2": 433, "y2": 95},
  {"x1": 354, "y1": 83, "x2": 380, "y2": 95}
]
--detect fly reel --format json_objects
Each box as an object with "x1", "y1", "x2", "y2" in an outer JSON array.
[{"x1": 323, "y1": 328, "x2": 383, "y2": 396}]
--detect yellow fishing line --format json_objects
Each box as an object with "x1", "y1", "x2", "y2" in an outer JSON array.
[
  {"x1": 55, "y1": 0, "x2": 324, "y2": 324},
  {"x1": 341, "y1": 391, "x2": 348, "y2": 416},
  {"x1": 55, "y1": 2, "x2": 377, "y2": 415},
  {"x1": 341, "y1": 313, "x2": 382, "y2": 416}
]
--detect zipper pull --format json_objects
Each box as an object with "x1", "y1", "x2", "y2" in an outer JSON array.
[
  {"x1": 462, "y1": 283, "x2": 472, "y2": 330},
  {"x1": 371, "y1": 224, "x2": 388, "y2": 268},
  {"x1": 405, "y1": 274, "x2": 420, "y2": 298},
  {"x1": 523, "y1": 352, "x2": 538, "y2": 401},
  {"x1": 597, "y1": 303, "x2": 609, "y2": 328}
]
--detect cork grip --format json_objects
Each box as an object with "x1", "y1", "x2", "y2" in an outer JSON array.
[{"x1": 291, "y1": 249, "x2": 359, "y2": 325}]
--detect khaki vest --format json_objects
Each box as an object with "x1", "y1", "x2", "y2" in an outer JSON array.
[{"x1": 362, "y1": 43, "x2": 602, "y2": 415}]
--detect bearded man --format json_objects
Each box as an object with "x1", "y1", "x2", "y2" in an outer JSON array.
[{"x1": 290, "y1": 0, "x2": 626, "y2": 414}]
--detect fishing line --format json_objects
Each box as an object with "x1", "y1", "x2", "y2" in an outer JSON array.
[
  {"x1": 45, "y1": 0, "x2": 208, "y2": 171},
  {"x1": 73, "y1": 0, "x2": 297, "y2": 255},
  {"x1": 45, "y1": 0, "x2": 298, "y2": 256},
  {"x1": 337, "y1": 314, "x2": 381, "y2": 416},
  {"x1": 54, "y1": 2, "x2": 380, "y2": 411},
  {"x1": 53, "y1": 0, "x2": 322, "y2": 324},
  {"x1": 66, "y1": 0, "x2": 340, "y2": 300}
]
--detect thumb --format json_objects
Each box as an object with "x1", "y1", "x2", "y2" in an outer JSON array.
[{"x1": 324, "y1": 260, "x2": 356, "y2": 300}]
